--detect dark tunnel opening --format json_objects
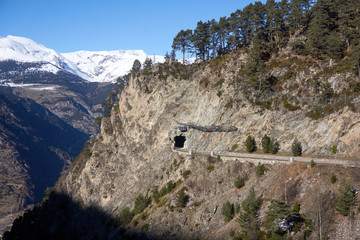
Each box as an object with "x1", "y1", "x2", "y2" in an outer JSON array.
[{"x1": 174, "y1": 136, "x2": 186, "y2": 148}]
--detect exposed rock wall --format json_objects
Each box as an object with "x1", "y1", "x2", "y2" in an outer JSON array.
[{"x1": 54, "y1": 59, "x2": 360, "y2": 239}]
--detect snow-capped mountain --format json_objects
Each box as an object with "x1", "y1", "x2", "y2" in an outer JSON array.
[
  {"x1": 0, "y1": 36, "x2": 90, "y2": 80},
  {"x1": 62, "y1": 50, "x2": 164, "y2": 82},
  {"x1": 0, "y1": 36, "x2": 164, "y2": 82}
]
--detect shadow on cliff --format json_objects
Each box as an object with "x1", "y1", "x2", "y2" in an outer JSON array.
[{"x1": 3, "y1": 191, "x2": 194, "y2": 240}]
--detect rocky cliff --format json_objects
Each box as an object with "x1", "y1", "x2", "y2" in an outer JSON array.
[{"x1": 4, "y1": 52, "x2": 360, "y2": 239}]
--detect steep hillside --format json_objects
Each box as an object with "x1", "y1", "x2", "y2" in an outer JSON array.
[
  {"x1": 0, "y1": 87, "x2": 89, "y2": 235},
  {"x1": 4, "y1": 48, "x2": 360, "y2": 239}
]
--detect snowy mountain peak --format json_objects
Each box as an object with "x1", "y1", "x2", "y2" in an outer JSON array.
[
  {"x1": 0, "y1": 36, "x2": 91, "y2": 80},
  {"x1": 0, "y1": 36, "x2": 164, "y2": 82},
  {"x1": 62, "y1": 50, "x2": 164, "y2": 82}
]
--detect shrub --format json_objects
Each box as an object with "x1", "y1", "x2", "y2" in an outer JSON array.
[
  {"x1": 222, "y1": 201, "x2": 235, "y2": 222},
  {"x1": 141, "y1": 223, "x2": 150, "y2": 231},
  {"x1": 182, "y1": 170, "x2": 192, "y2": 179},
  {"x1": 293, "y1": 201, "x2": 300, "y2": 213},
  {"x1": 207, "y1": 165, "x2": 215, "y2": 172},
  {"x1": 116, "y1": 207, "x2": 134, "y2": 226},
  {"x1": 331, "y1": 174, "x2": 337, "y2": 184},
  {"x1": 261, "y1": 134, "x2": 271, "y2": 153},
  {"x1": 245, "y1": 135, "x2": 257, "y2": 153},
  {"x1": 234, "y1": 176, "x2": 245, "y2": 189},
  {"x1": 255, "y1": 163, "x2": 266, "y2": 176},
  {"x1": 291, "y1": 138, "x2": 302, "y2": 156},
  {"x1": 310, "y1": 159, "x2": 316, "y2": 168},
  {"x1": 177, "y1": 189, "x2": 188, "y2": 208},
  {"x1": 330, "y1": 145, "x2": 338, "y2": 154},
  {"x1": 231, "y1": 144, "x2": 239, "y2": 152}
]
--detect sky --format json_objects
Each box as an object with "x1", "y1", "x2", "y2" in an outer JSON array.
[{"x1": 0, "y1": 0, "x2": 265, "y2": 56}]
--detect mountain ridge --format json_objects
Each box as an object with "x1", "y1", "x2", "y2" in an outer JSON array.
[{"x1": 0, "y1": 35, "x2": 165, "y2": 83}]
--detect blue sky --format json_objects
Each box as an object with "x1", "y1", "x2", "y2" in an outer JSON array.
[{"x1": 0, "y1": 0, "x2": 264, "y2": 56}]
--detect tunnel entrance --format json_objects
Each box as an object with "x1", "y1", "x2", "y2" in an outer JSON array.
[{"x1": 174, "y1": 136, "x2": 186, "y2": 148}]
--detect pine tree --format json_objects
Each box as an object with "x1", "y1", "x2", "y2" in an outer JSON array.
[
  {"x1": 177, "y1": 189, "x2": 187, "y2": 208},
  {"x1": 222, "y1": 201, "x2": 235, "y2": 221},
  {"x1": 269, "y1": 138, "x2": 280, "y2": 154},
  {"x1": 164, "y1": 51, "x2": 171, "y2": 62},
  {"x1": 143, "y1": 57, "x2": 153, "y2": 70},
  {"x1": 291, "y1": 138, "x2": 302, "y2": 156},
  {"x1": 336, "y1": 181, "x2": 356, "y2": 216},
  {"x1": 307, "y1": 0, "x2": 332, "y2": 58},
  {"x1": 237, "y1": 187, "x2": 262, "y2": 238},
  {"x1": 335, "y1": 0, "x2": 360, "y2": 50},
  {"x1": 172, "y1": 29, "x2": 193, "y2": 64},
  {"x1": 289, "y1": 0, "x2": 311, "y2": 33},
  {"x1": 192, "y1": 21, "x2": 211, "y2": 61},
  {"x1": 130, "y1": 59, "x2": 141, "y2": 77},
  {"x1": 208, "y1": 19, "x2": 219, "y2": 58},
  {"x1": 217, "y1": 17, "x2": 230, "y2": 55},
  {"x1": 245, "y1": 135, "x2": 257, "y2": 153},
  {"x1": 234, "y1": 176, "x2": 245, "y2": 189},
  {"x1": 261, "y1": 134, "x2": 271, "y2": 153}
]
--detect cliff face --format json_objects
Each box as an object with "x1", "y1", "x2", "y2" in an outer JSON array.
[
  {"x1": 52, "y1": 55, "x2": 360, "y2": 239},
  {"x1": 5, "y1": 52, "x2": 360, "y2": 239}
]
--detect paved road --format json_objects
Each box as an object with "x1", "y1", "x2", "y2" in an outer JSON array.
[{"x1": 173, "y1": 148, "x2": 360, "y2": 168}]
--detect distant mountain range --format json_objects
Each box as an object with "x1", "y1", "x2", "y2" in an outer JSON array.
[{"x1": 0, "y1": 35, "x2": 164, "y2": 83}]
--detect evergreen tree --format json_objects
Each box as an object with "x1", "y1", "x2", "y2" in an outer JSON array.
[
  {"x1": 293, "y1": 201, "x2": 301, "y2": 213},
  {"x1": 265, "y1": 200, "x2": 292, "y2": 232},
  {"x1": 227, "y1": 10, "x2": 242, "y2": 50},
  {"x1": 269, "y1": 138, "x2": 280, "y2": 154},
  {"x1": 336, "y1": 181, "x2": 356, "y2": 216},
  {"x1": 208, "y1": 19, "x2": 219, "y2": 58},
  {"x1": 246, "y1": 29, "x2": 270, "y2": 77},
  {"x1": 291, "y1": 138, "x2": 302, "y2": 156},
  {"x1": 266, "y1": 0, "x2": 289, "y2": 51},
  {"x1": 289, "y1": 0, "x2": 311, "y2": 33},
  {"x1": 237, "y1": 187, "x2": 262, "y2": 239},
  {"x1": 352, "y1": 44, "x2": 360, "y2": 77},
  {"x1": 217, "y1": 17, "x2": 230, "y2": 55},
  {"x1": 164, "y1": 51, "x2": 171, "y2": 62},
  {"x1": 170, "y1": 49, "x2": 176, "y2": 61},
  {"x1": 239, "y1": 6, "x2": 253, "y2": 47},
  {"x1": 143, "y1": 57, "x2": 153, "y2": 70},
  {"x1": 152, "y1": 187, "x2": 160, "y2": 203},
  {"x1": 261, "y1": 134, "x2": 271, "y2": 153},
  {"x1": 335, "y1": 0, "x2": 360, "y2": 50},
  {"x1": 222, "y1": 201, "x2": 235, "y2": 222},
  {"x1": 172, "y1": 29, "x2": 193, "y2": 64},
  {"x1": 133, "y1": 193, "x2": 150, "y2": 215},
  {"x1": 245, "y1": 135, "x2": 257, "y2": 153},
  {"x1": 307, "y1": 0, "x2": 332, "y2": 57},
  {"x1": 130, "y1": 59, "x2": 142, "y2": 77},
  {"x1": 177, "y1": 189, "x2": 187, "y2": 208},
  {"x1": 192, "y1": 21, "x2": 211, "y2": 61},
  {"x1": 234, "y1": 176, "x2": 245, "y2": 189},
  {"x1": 116, "y1": 207, "x2": 134, "y2": 226}
]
